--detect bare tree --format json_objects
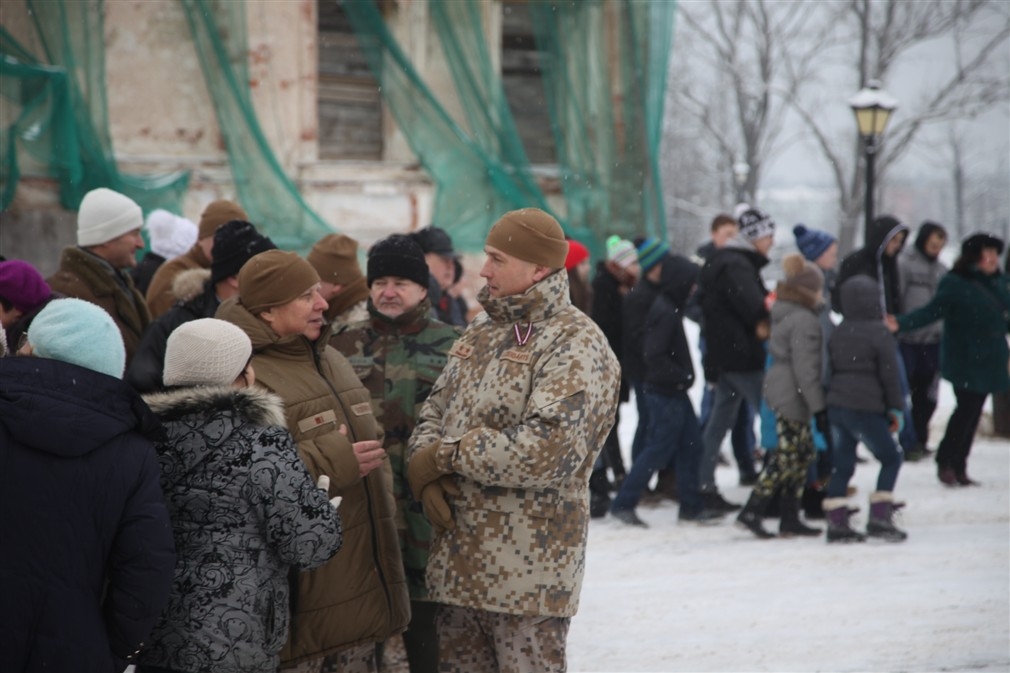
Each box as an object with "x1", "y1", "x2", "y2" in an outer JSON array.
[
  {"x1": 783, "y1": 0, "x2": 1010, "y2": 251},
  {"x1": 674, "y1": 0, "x2": 835, "y2": 206}
]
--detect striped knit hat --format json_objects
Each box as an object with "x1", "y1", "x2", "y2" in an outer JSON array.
[
  {"x1": 606, "y1": 236, "x2": 638, "y2": 269},
  {"x1": 636, "y1": 238, "x2": 670, "y2": 274}
]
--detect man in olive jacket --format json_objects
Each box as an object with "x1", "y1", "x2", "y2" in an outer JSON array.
[
  {"x1": 407, "y1": 209, "x2": 620, "y2": 673},
  {"x1": 216, "y1": 250, "x2": 409, "y2": 671},
  {"x1": 47, "y1": 188, "x2": 151, "y2": 365}
]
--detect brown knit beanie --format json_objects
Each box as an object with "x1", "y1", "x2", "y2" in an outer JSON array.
[
  {"x1": 485, "y1": 208, "x2": 569, "y2": 268},
  {"x1": 307, "y1": 234, "x2": 364, "y2": 285},
  {"x1": 238, "y1": 250, "x2": 320, "y2": 314},
  {"x1": 199, "y1": 199, "x2": 248, "y2": 240}
]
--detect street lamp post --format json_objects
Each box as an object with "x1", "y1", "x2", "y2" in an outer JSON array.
[
  {"x1": 849, "y1": 80, "x2": 898, "y2": 236},
  {"x1": 733, "y1": 158, "x2": 750, "y2": 205}
]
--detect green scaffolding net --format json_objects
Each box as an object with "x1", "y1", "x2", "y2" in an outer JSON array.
[
  {"x1": 0, "y1": 1, "x2": 189, "y2": 214},
  {"x1": 345, "y1": 0, "x2": 676, "y2": 256},
  {"x1": 2, "y1": 0, "x2": 675, "y2": 256}
]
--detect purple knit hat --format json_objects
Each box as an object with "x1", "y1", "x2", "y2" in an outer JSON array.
[{"x1": 0, "y1": 260, "x2": 51, "y2": 313}]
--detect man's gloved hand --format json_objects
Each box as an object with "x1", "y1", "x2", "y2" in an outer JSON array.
[
  {"x1": 421, "y1": 475, "x2": 461, "y2": 535},
  {"x1": 407, "y1": 441, "x2": 448, "y2": 500},
  {"x1": 316, "y1": 475, "x2": 343, "y2": 509},
  {"x1": 887, "y1": 408, "x2": 904, "y2": 434}
]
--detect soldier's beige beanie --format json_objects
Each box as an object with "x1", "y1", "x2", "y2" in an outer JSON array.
[
  {"x1": 198, "y1": 199, "x2": 248, "y2": 240},
  {"x1": 307, "y1": 233, "x2": 364, "y2": 285},
  {"x1": 485, "y1": 208, "x2": 569, "y2": 269},
  {"x1": 77, "y1": 188, "x2": 144, "y2": 247},
  {"x1": 163, "y1": 318, "x2": 252, "y2": 387},
  {"x1": 238, "y1": 249, "x2": 320, "y2": 314}
]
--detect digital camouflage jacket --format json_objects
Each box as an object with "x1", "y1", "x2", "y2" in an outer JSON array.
[
  {"x1": 330, "y1": 298, "x2": 459, "y2": 600},
  {"x1": 408, "y1": 270, "x2": 620, "y2": 618}
]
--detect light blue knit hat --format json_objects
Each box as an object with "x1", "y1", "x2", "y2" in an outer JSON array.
[{"x1": 27, "y1": 298, "x2": 126, "y2": 379}]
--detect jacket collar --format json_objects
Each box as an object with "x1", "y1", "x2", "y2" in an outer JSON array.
[
  {"x1": 477, "y1": 268, "x2": 571, "y2": 324},
  {"x1": 367, "y1": 297, "x2": 432, "y2": 336}
]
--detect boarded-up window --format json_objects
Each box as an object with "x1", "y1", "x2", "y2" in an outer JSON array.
[
  {"x1": 501, "y1": 2, "x2": 556, "y2": 165},
  {"x1": 318, "y1": 2, "x2": 382, "y2": 160}
]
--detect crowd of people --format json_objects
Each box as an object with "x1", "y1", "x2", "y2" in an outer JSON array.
[{"x1": 1, "y1": 187, "x2": 1008, "y2": 673}]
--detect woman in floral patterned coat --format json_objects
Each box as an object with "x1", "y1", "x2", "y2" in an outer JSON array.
[{"x1": 136, "y1": 319, "x2": 343, "y2": 673}]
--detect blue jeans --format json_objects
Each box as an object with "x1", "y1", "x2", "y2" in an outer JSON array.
[
  {"x1": 826, "y1": 406, "x2": 903, "y2": 497},
  {"x1": 630, "y1": 378, "x2": 650, "y2": 463},
  {"x1": 699, "y1": 370, "x2": 763, "y2": 491},
  {"x1": 612, "y1": 390, "x2": 704, "y2": 515}
]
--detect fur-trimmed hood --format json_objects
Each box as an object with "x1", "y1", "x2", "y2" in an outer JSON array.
[
  {"x1": 171, "y1": 267, "x2": 211, "y2": 304},
  {"x1": 143, "y1": 384, "x2": 286, "y2": 430}
]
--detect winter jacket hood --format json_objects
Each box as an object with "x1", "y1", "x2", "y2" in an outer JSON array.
[
  {"x1": 3, "y1": 356, "x2": 161, "y2": 457},
  {"x1": 659, "y1": 253, "x2": 700, "y2": 309},
  {"x1": 839, "y1": 275, "x2": 883, "y2": 320}
]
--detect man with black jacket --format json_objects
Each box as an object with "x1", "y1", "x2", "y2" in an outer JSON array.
[{"x1": 697, "y1": 207, "x2": 775, "y2": 511}]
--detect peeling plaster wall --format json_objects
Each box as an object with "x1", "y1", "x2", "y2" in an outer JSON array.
[{"x1": 3, "y1": 0, "x2": 446, "y2": 268}]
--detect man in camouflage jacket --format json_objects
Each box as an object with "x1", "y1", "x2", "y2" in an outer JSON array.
[
  {"x1": 330, "y1": 235, "x2": 459, "y2": 673},
  {"x1": 407, "y1": 209, "x2": 620, "y2": 673}
]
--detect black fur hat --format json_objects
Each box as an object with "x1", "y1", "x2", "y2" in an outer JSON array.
[{"x1": 367, "y1": 234, "x2": 430, "y2": 288}]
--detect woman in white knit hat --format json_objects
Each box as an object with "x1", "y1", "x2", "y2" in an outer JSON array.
[{"x1": 136, "y1": 318, "x2": 344, "y2": 673}]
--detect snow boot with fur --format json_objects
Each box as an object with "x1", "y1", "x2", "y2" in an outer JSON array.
[
  {"x1": 866, "y1": 491, "x2": 907, "y2": 542},
  {"x1": 824, "y1": 498, "x2": 865, "y2": 543}
]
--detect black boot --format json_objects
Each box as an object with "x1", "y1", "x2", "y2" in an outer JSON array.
[
  {"x1": 801, "y1": 483, "x2": 826, "y2": 519},
  {"x1": 824, "y1": 498, "x2": 866, "y2": 543},
  {"x1": 866, "y1": 492, "x2": 907, "y2": 542},
  {"x1": 735, "y1": 493, "x2": 776, "y2": 539},
  {"x1": 779, "y1": 490, "x2": 822, "y2": 537},
  {"x1": 589, "y1": 469, "x2": 611, "y2": 519}
]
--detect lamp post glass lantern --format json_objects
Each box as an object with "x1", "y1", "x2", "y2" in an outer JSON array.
[{"x1": 849, "y1": 81, "x2": 897, "y2": 234}]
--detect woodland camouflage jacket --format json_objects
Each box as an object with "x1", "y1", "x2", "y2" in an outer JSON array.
[
  {"x1": 330, "y1": 298, "x2": 459, "y2": 600},
  {"x1": 408, "y1": 270, "x2": 620, "y2": 618}
]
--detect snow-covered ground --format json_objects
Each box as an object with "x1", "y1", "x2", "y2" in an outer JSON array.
[{"x1": 568, "y1": 321, "x2": 1010, "y2": 673}]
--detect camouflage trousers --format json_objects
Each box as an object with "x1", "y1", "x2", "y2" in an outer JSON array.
[
  {"x1": 752, "y1": 417, "x2": 816, "y2": 501},
  {"x1": 436, "y1": 604, "x2": 570, "y2": 673}
]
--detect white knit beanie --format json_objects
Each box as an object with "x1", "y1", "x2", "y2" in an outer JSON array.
[
  {"x1": 147, "y1": 210, "x2": 198, "y2": 259},
  {"x1": 163, "y1": 318, "x2": 252, "y2": 387},
  {"x1": 77, "y1": 188, "x2": 144, "y2": 247}
]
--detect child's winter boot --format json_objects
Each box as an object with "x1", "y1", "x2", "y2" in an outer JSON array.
[
  {"x1": 824, "y1": 497, "x2": 866, "y2": 543},
  {"x1": 866, "y1": 491, "x2": 907, "y2": 542},
  {"x1": 736, "y1": 493, "x2": 776, "y2": 539},
  {"x1": 779, "y1": 490, "x2": 821, "y2": 537}
]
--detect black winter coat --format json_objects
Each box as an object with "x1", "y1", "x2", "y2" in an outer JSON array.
[
  {"x1": 126, "y1": 283, "x2": 220, "y2": 393},
  {"x1": 643, "y1": 255, "x2": 700, "y2": 396},
  {"x1": 697, "y1": 241, "x2": 769, "y2": 380},
  {"x1": 591, "y1": 261, "x2": 629, "y2": 401},
  {"x1": 834, "y1": 216, "x2": 909, "y2": 315},
  {"x1": 621, "y1": 277, "x2": 661, "y2": 382},
  {"x1": 0, "y1": 357, "x2": 175, "y2": 673}
]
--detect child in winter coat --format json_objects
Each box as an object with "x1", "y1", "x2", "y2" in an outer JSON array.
[
  {"x1": 737, "y1": 255, "x2": 828, "y2": 539},
  {"x1": 825, "y1": 276, "x2": 907, "y2": 543}
]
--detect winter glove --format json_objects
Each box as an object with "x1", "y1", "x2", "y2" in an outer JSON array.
[
  {"x1": 316, "y1": 475, "x2": 343, "y2": 510},
  {"x1": 887, "y1": 408, "x2": 904, "y2": 434},
  {"x1": 408, "y1": 441, "x2": 450, "y2": 500},
  {"x1": 420, "y1": 475, "x2": 461, "y2": 535}
]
